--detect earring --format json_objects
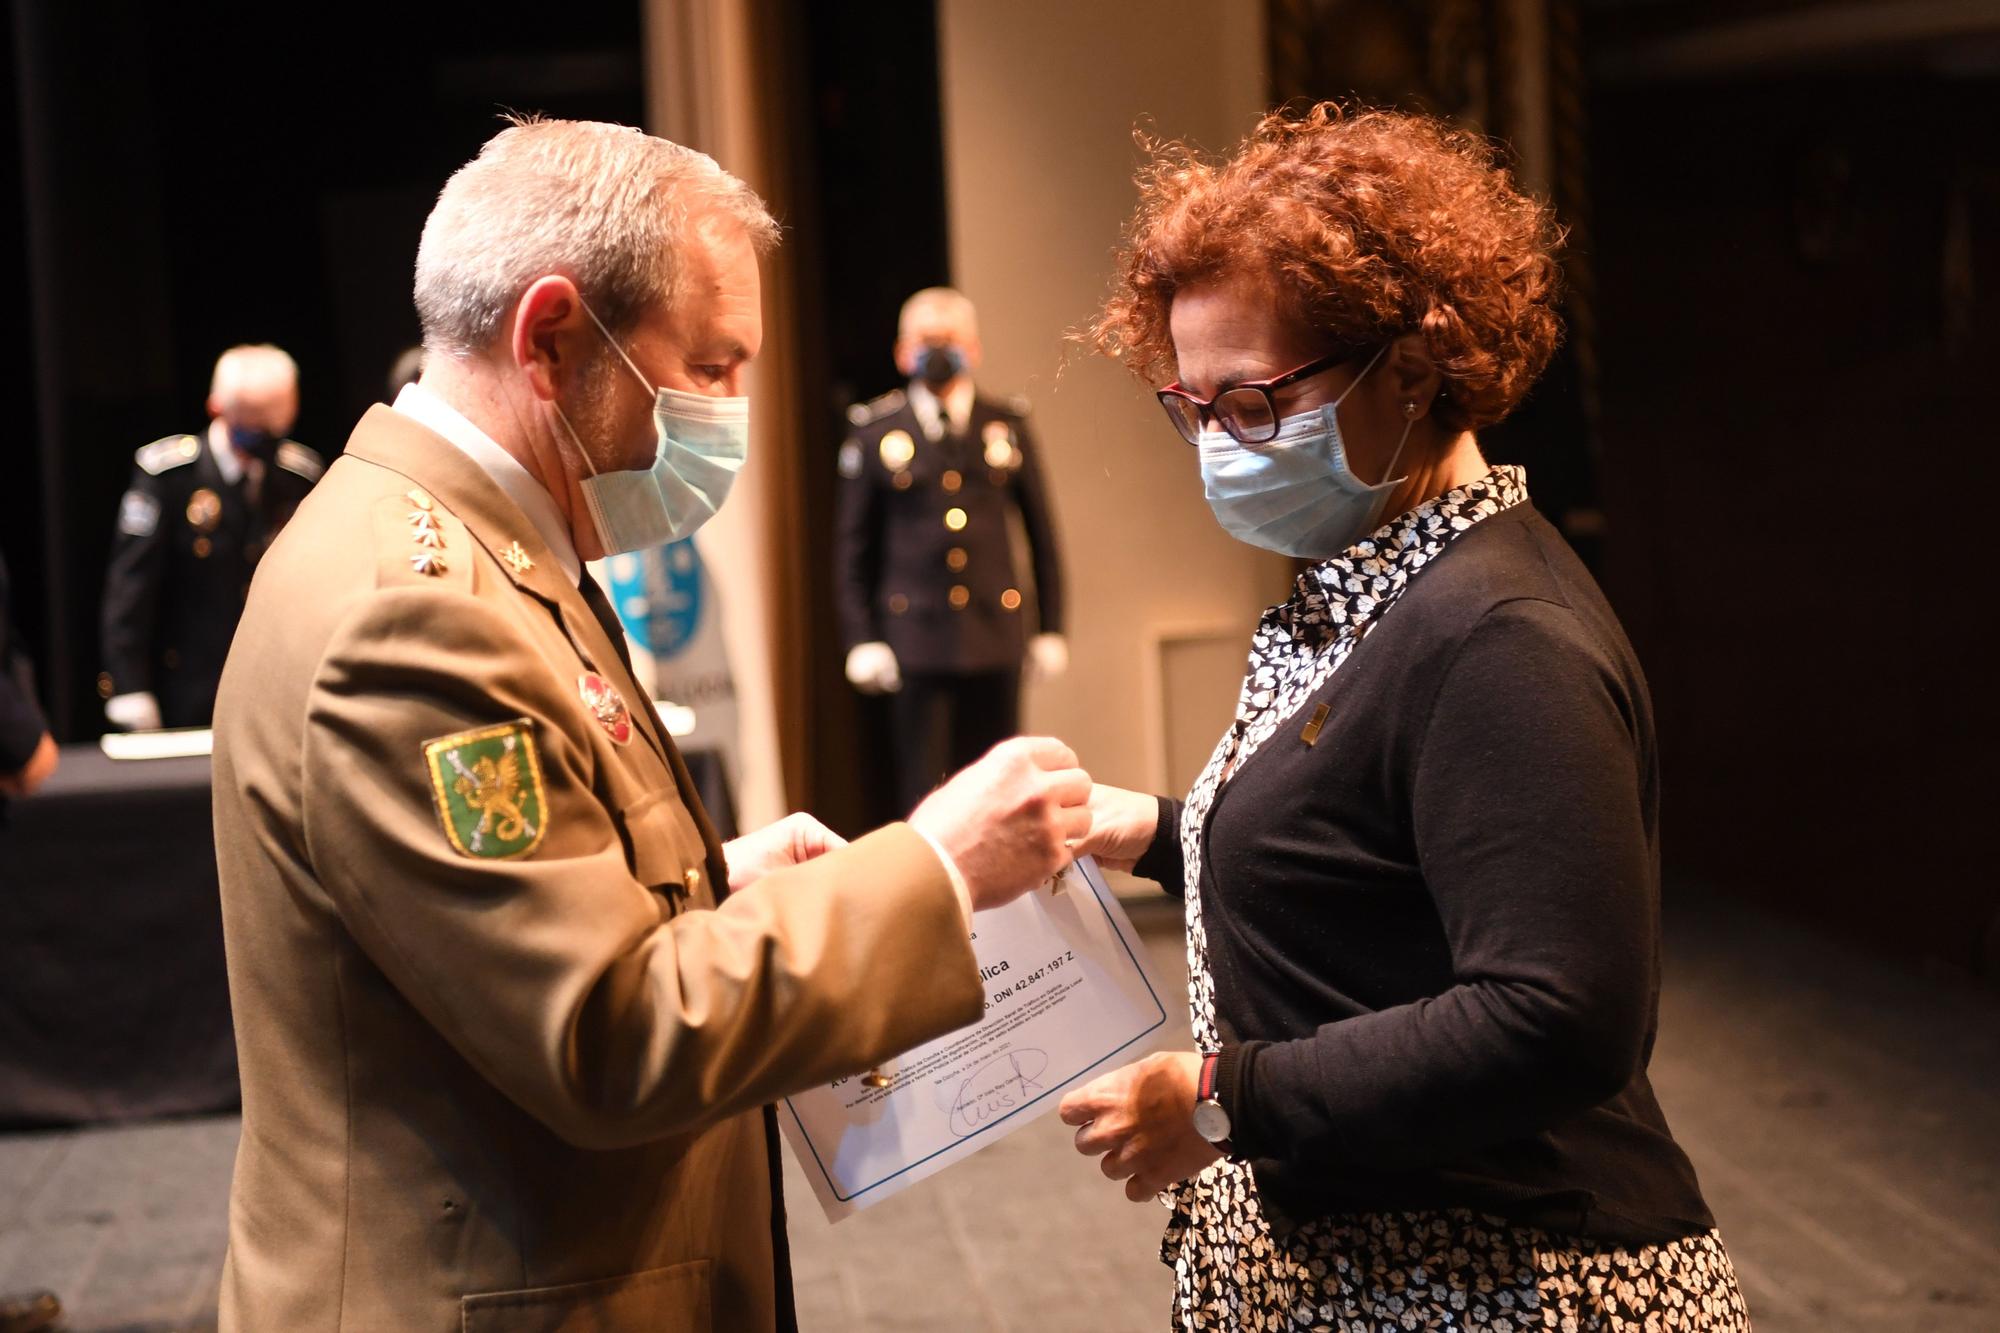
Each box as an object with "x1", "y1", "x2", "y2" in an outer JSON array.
[{"x1": 1402, "y1": 401, "x2": 1418, "y2": 418}]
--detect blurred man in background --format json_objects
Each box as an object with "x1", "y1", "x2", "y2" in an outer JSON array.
[
  {"x1": 99, "y1": 344, "x2": 323, "y2": 730},
  {"x1": 835, "y1": 287, "x2": 1067, "y2": 811}
]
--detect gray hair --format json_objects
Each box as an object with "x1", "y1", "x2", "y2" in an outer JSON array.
[
  {"x1": 209, "y1": 344, "x2": 297, "y2": 403},
  {"x1": 413, "y1": 117, "x2": 780, "y2": 357},
  {"x1": 898, "y1": 286, "x2": 978, "y2": 341}
]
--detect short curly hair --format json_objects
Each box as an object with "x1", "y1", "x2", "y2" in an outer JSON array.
[{"x1": 1089, "y1": 104, "x2": 1564, "y2": 433}]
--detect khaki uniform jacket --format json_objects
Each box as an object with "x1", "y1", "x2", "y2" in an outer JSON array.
[{"x1": 212, "y1": 406, "x2": 984, "y2": 1332}]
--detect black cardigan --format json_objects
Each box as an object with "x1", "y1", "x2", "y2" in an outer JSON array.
[{"x1": 1135, "y1": 503, "x2": 1715, "y2": 1245}]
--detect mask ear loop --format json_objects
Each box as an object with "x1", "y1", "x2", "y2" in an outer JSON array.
[
  {"x1": 575, "y1": 295, "x2": 659, "y2": 397},
  {"x1": 1332, "y1": 344, "x2": 1416, "y2": 488},
  {"x1": 552, "y1": 292, "x2": 649, "y2": 483},
  {"x1": 1377, "y1": 405, "x2": 1418, "y2": 488},
  {"x1": 1328, "y1": 342, "x2": 1390, "y2": 411},
  {"x1": 549, "y1": 401, "x2": 602, "y2": 479}
]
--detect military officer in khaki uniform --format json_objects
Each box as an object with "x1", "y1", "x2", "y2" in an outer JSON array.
[
  {"x1": 835, "y1": 288, "x2": 1068, "y2": 812},
  {"x1": 100, "y1": 344, "x2": 322, "y2": 730},
  {"x1": 212, "y1": 119, "x2": 1092, "y2": 1333}
]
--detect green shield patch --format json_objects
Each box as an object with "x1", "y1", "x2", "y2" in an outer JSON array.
[{"x1": 422, "y1": 720, "x2": 548, "y2": 859}]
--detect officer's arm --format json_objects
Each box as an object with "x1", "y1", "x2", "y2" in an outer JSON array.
[
  {"x1": 302, "y1": 587, "x2": 981, "y2": 1150},
  {"x1": 831, "y1": 441, "x2": 884, "y2": 650},
  {"x1": 1011, "y1": 418, "x2": 1064, "y2": 635},
  {"x1": 100, "y1": 470, "x2": 168, "y2": 699}
]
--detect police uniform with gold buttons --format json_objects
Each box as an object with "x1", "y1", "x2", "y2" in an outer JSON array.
[
  {"x1": 100, "y1": 430, "x2": 324, "y2": 727},
  {"x1": 834, "y1": 386, "x2": 1064, "y2": 809}
]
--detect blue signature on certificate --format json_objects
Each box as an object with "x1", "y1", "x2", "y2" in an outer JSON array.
[{"x1": 942, "y1": 1048, "x2": 1050, "y2": 1138}]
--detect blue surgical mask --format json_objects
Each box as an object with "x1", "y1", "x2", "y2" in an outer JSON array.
[
  {"x1": 228, "y1": 424, "x2": 281, "y2": 462},
  {"x1": 1196, "y1": 344, "x2": 1414, "y2": 559},
  {"x1": 914, "y1": 343, "x2": 965, "y2": 388},
  {"x1": 554, "y1": 299, "x2": 750, "y2": 556}
]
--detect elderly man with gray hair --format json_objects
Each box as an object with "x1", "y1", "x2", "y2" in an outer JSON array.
[
  {"x1": 100, "y1": 342, "x2": 321, "y2": 731},
  {"x1": 209, "y1": 118, "x2": 1092, "y2": 1332}
]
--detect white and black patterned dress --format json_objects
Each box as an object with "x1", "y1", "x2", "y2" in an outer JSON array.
[{"x1": 1163, "y1": 465, "x2": 1751, "y2": 1332}]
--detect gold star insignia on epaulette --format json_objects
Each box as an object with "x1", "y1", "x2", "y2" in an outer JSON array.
[
  {"x1": 407, "y1": 489, "x2": 434, "y2": 511},
  {"x1": 411, "y1": 550, "x2": 448, "y2": 576},
  {"x1": 500, "y1": 541, "x2": 534, "y2": 574}
]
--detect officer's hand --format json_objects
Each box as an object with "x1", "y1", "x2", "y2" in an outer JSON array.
[
  {"x1": 1072, "y1": 783, "x2": 1160, "y2": 874},
  {"x1": 0, "y1": 732, "x2": 59, "y2": 798},
  {"x1": 723, "y1": 813, "x2": 848, "y2": 893},
  {"x1": 1027, "y1": 633, "x2": 1070, "y2": 683},
  {"x1": 908, "y1": 736, "x2": 1092, "y2": 913},
  {"x1": 104, "y1": 691, "x2": 163, "y2": 732},
  {"x1": 845, "y1": 642, "x2": 901, "y2": 694}
]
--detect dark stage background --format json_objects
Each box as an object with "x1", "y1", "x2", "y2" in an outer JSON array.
[
  {"x1": 5, "y1": 0, "x2": 1995, "y2": 984},
  {"x1": 4, "y1": 0, "x2": 647, "y2": 741},
  {"x1": 1268, "y1": 0, "x2": 2000, "y2": 980}
]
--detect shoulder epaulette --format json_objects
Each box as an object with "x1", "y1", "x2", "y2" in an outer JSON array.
[
  {"x1": 373, "y1": 489, "x2": 474, "y2": 590},
  {"x1": 845, "y1": 388, "x2": 907, "y2": 427},
  {"x1": 275, "y1": 440, "x2": 325, "y2": 482},
  {"x1": 134, "y1": 434, "x2": 200, "y2": 476}
]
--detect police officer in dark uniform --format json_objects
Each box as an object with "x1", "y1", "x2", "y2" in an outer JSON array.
[
  {"x1": 835, "y1": 288, "x2": 1066, "y2": 812},
  {"x1": 100, "y1": 344, "x2": 323, "y2": 731}
]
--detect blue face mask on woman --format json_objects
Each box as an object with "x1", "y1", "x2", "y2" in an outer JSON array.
[
  {"x1": 1196, "y1": 344, "x2": 1414, "y2": 559},
  {"x1": 552, "y1": 298, "x2": 750, "y2": 555}
]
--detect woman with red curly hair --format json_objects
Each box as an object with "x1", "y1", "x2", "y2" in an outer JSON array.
[{"x1": 1060, "y1": 106, "x2": 1749, "y2": 1331}]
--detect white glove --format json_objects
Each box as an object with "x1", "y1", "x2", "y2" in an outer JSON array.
[
  {"x1": 1027, "y1": 633, "x2": 1069, "y2": 682},
  {"x1": 845, "y1": 641, "x2": 902, "y2": 694},
  {"x1": 105, "y1": 691, "x2": 163, "y2": 732}
]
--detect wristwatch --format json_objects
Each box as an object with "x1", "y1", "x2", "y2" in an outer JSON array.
[{"x1": 1192, "y1": 1051, "x2": 1234, "y2": 1154}]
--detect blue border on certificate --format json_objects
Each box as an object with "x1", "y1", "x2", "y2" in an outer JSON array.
[{"x1": 784, "y1": 863, "x2": 1171, "y2": 1204}]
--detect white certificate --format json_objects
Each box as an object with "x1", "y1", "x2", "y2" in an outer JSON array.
[{"x1": 780, "y1": 856, "x2": 1170, "y2": 1221}]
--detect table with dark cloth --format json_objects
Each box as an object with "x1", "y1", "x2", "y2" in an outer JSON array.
[
  {"x1": 0, "y1": 742, "x2": 737, "y2": 1127},
  {"x1": 0, "y1": 744, "x2": 229, "y2": 1126}
]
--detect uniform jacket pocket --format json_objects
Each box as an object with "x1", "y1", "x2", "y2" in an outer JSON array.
[
  {"x1": 617, "y1": 788, "x2": 714, "y2": 909},
  {"x1": 460, "y1": 1257, "x2": 713, "y2": 1332}
]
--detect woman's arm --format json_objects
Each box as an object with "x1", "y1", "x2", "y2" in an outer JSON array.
[
  {"x1": 1079, "y1": 785, "x2": 1184, "y2": 895},
  {"x1": 1222, "y1": 598, "x2": 1658, "y2": 1166}
]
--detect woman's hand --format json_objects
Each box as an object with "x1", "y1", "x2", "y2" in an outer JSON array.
[
  {"x1": 721, "y1": 812, "x2": 848, "y2": 892},
  {"x1": 1072, "y1": 784, "x2": 1160, "y2": 872},
  {"x1": 1059, "y1": 1051, "x2": 1221, "y2": 1201}
]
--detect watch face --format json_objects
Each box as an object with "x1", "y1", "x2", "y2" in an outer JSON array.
[{"x1": 1192, "y1": 1099, "x2": 1232, "y2": 1145}]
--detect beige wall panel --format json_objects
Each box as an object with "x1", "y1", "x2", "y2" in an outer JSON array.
[{"x1": 938, "y1": 0, "x2": 1290, "y2": 792}]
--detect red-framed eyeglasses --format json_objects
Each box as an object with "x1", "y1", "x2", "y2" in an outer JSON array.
[{"x1": 1156, "y1": 349, "x2": 1366, "y2": 446}]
